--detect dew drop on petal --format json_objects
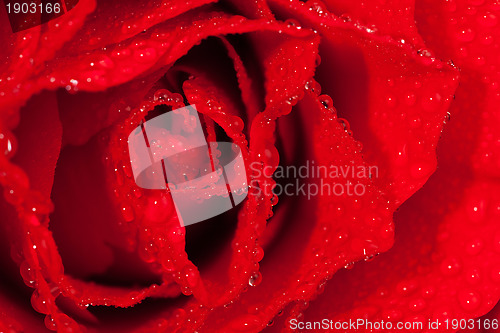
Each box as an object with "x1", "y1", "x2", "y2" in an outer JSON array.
[
  {"x1": 0, "y1": 130, "x2": 16, "y2": 158},
  {"x1": 248, "y1": 272, "x2": 262, "y2": 287},
  {"x1": 319, "y1": 95, "x2": 333, "y2": 109},
  {"x1": 466, "y1": 198, "x2": 487, "y2": 223},
  {"x1": 20, "y1": 261, "x2": 36, "y2": 287},
  {"x1": 458, "y1": 290, "x2": 481, "y2": 311},
  {"x1": 344, "y1": 262, "x2": 355, "y2": 270},
  {"x1": 253, "y1": 246, "x2": 264, "y2": 262},
  {"x1": 440, "y1": 257, "x2": 462, "y2": 276},
  {"x1": 44, "y1": 315, "x2": 57, "y2": 331},
  {"x1": 120, "y1": 203, "x2": 135, "y2": 222},
  {"x1": 31, "y1": 290, "x2": 51, "y2": 314},
  {"x1": 465, "y1": 238, "x2": 484, "y2": 255},
  {"x1": 465, "y1": 268, "x2": 482, "y2": 284},
  {"x1": 229, "y1": 314, "x2": 261, "y2": 332},
  {"x1": 183, "y1": 267, "x2": 198, "y2": 288},
  {"x1": 456, "y1": 28, "x2": 475, "y2": 42},
  {"x1": 133, "y1": 47, "x2": 157, "y2": 63}
]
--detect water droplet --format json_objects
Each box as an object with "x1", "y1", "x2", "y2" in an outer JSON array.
[
  {"x1": 97, "y1": 55, "x2": 115, "y2": 69},
  {"x1": 421, "y1": 93, "x2": 442, "y2": 112},
  {"x1": 422, "y1": 286, "x2": 435, "y2": 299},
  {"x1": 338, "y1": 118, "x2": 350, "y2": 132},
  {"x1": 456, "y1": 28, "x2": 475, "y2": 42},
  {"x1": 409, "y1": 299, "x2": 426, "y2": 312},
  {"x1": 409, "y1": 116, "x2": 422, "y2": 128},
  {"x1": 307, "y1": 0, "x2": 326, "y2": 15},
  {"x1": 478, "y1": 13, "x2": 498, "y2": 27},
  {"x1": 153, "y1": 89, "x2": 170, "y2": 101},
  {"x1": 229, "y1": 314, "x2": 261, "y2": 332},
  {"x1": 20, "y1": 261, "x2": 36, "y2": 287},
  {"x1": 386, "y1": 95, "x2": 397, "y2": 108},
  {"x1": 481, "y1": 35, "x2": 493, "y2": 45},
  {"x1": 133, "y1": 188, "x2": 142, "y2": 198},
  {"x1": 139, "y1": 241, "x2": 158, "y2": 263},
  {"x1": 440, "y1": 257, "x2": 462, "y2": 276},
  {"x1": 31, "y1": 290, "x2": 51, "y2": 314},
  {"x1": 44, "y1": 315, "x2": 57, "y2": 331},
  {"x1": 253, "y1": 246, "x2": 264, "y2": 262},
  {"x1": 444, "y1": 111, "x2": 451, "y2": 123},
  {"x1": 344, "y1": 262, "x2": 355, "y2": 270},
  {"x1": 270, "y1": 194, "x2": 278, "y2": 206},
  {"x1": 172, "y1": 308, "x2": 186, "y2": 323},
  {"x1": 285, "y1": 19, "x2": 301, "y2": 28},
  {"x1": 133, "y1": 47, "x2": 157, "y2": 63},
  {"x1": 396, "y1": 279, "x2": 418, "y2": 296},
  {"x1": 181, "y1": 286, "x2": 192, "y2": 296},
  {"x1": 466, "y1": 198, "x2": 486, "y2": 223},
  {"x1": 465, "y1": 268, "x2": 482, "y2": 284},
  {"x1": 0, "y1": 130, "x2": 16, "y2": 158},
  {"x1": 120, "y1": 203, "x2": 135, "y2": 222},
  {"x1": 340, "y1": 14, "x2": 352, "y2": 22},
  {"x1": 249, "y1": 272, "x2": 262, "y2": 287},
  {"x1": 395, "y1": 143, "x2": 408, "y2": 165},
  {"x1": 410, "y1": 161, "x2": 433, "y2": 179},
  {"x1": 183, "y1": 267, "x2": 198, "y2": 288},
  {"x1": 305, "y1": 80, "x2": 321, "y2": 95},
  {"x1": 319, "y1": 95, "x2": 333, "y2": 109},
  {"x1": 52, "y1": 314, "x2": 78, "y2": 332},
  {"x1": 466, "y1": 238, "x2": 484, "y2": 255},
  {"x1": 383, "y1": 309, "x2": 403, "y2": 321},
  {"x1": 458, "y1": 290, "x2": 481, "y2": 311},
  {"x1": 364, "y1": 253, "x2": 378, "y2": 262},
  {"x1": 417, "y1": 49, "x2": 435, "y2": 65},
  {"x1": 315, "y1": 54, "x2": 321, "y2": 67}
]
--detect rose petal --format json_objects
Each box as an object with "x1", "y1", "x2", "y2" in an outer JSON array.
[
  {"x1": 196, "y1": 89, "x2": 394, "y2": 331},
  {"x1": 321, "y1": 0, "x2": 425, "y2": 47},
  {"x1": 60, "y1": 0, "x2": 218, "y2": 54},
  {"x1": 299, "y1": 0, "x2": 500, "y2": 329},
  {"x1": 269, "y1": 0, "x2": 459, "y2": 205},
  {"x1": 416, "y1": 0, "x2": 500, "y2": 178},
  {"x1": 223, "y1": 0, "x2": 274, "y2": 19},
  {"x1": 301, "y1": 174, "x2": 500, "y2": 332}
]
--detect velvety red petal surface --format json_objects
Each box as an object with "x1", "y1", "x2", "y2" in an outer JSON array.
[{"x1": 283, "y1": 0, "x2": 499, "y2": 331}]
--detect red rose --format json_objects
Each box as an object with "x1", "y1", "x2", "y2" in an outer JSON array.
[{"x1": 0, "y1": 0, "x2": 498, "y2": 332}]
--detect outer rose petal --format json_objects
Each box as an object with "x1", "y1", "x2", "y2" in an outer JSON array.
[
  {"x1": 268, "y1": 0, "x2": 459, "y2": 205},
  {"x1": 223, "y1": 0, "x2": 274, "y2": 19},
  {"x1": 59, "y1": 0, "x2": 219, "y2": 53},
  {"x1": 301, "y1": 176, "x2": 500, "y2": 332},
  {"x1": 299, "y1": 0, "x2": 500, "y2": 331},
  {"x1": 415, "y1": 0, "x2": 500, "y2": 178}
]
